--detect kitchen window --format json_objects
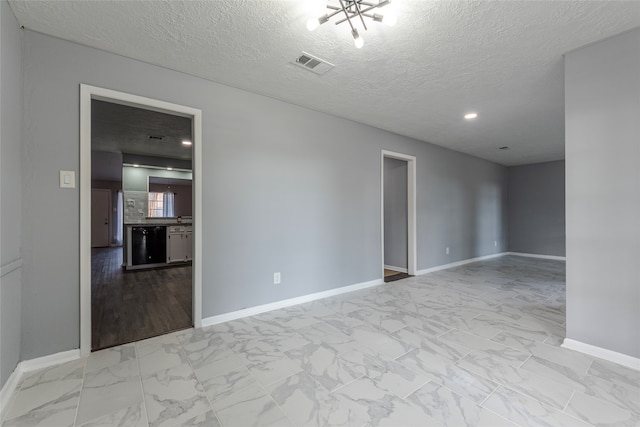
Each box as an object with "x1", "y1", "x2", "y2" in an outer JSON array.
[{"x1": 148, "y1": 192, "x2": 175, "y2": 217}]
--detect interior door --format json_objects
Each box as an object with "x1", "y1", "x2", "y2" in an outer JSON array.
[
  {"x1": 383, "y1": 158, "x2": 408, "y2": 272},
  {"x1": 91, "y1": 189, "x2": 111, "y2": 247}
]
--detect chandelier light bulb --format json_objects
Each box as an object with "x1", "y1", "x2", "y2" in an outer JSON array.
[
  {"x1": 306, "y1": 18, "x2": 320, "y2": 31},
  {"x1": 352, "y1": 29, "x2": 364, "y2": 48},
  {"x1": 307, "y1": 14, "x2": 329, "y2": 31}
]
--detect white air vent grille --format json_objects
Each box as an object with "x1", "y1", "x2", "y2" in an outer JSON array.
[{"x1": 293, "y1": 52, "x2": 334, "y2": 75}]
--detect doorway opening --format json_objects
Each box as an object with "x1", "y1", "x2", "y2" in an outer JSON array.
[
  {"x1": 80, "y1": 85, "x2": 202, "y2": 355},
  {"x1": 381, "y1": 150, "x2": 417, "y2": 282}
]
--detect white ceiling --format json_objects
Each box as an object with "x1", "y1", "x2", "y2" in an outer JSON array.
[{"x1": 9, "y1": 1, "x2": 640, "y2": 166}]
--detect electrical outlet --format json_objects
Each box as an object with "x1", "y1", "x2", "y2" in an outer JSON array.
[
  {"x1": 445, "y1": 247, "x2": 450, "y2": 255},
  {"x1": 273, "y1": 272, "x2": 281, "y2": 285}
]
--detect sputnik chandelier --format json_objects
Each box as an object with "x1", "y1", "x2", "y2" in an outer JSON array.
[{"x1": 306, "y1": 0, "x2": 397, "y2": 49}]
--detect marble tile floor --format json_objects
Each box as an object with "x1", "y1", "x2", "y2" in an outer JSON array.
[{"x1": 3, "y1": 256, "x2": 640, "y2": 427}]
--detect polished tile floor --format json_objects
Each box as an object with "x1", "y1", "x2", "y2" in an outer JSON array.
[{"x1": 3, "y1": 256, "x2": 640, "y2": 426}]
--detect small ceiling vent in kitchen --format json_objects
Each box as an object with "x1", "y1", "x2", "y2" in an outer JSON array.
[
  {"x1": 148, "y1": 135, "x2": 164, "y2": 141},
  {"x1": 293, "y1": 52, "x2": 334, "y2": 75}
]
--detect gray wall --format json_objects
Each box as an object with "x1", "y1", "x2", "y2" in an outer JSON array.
[
  {"x1": 91, "y1": 150, "x2": 122, "y2": 182},
  {"x1": 20, "y1": 30, "x2": 507, "y2": 360},
  {"x1": 0, "y1": 0, "x2": 23, "y2": 387},
  {"x1": 565, "y1": 28, "x2": 640, "y2": 358},
  {"x1": 383, "y1": 158, "x2": 408, "y2": 269},
  {"x1": 508, "y1": 160, "x2": 565, "y2": 257}
]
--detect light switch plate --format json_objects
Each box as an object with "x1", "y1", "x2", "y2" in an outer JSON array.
[{"x1": 60, "y1": 170, "x2": 76, "y2": 188}]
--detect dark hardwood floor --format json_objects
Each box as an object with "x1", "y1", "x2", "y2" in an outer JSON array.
[{"x1": 91, "y1": 247, "x2": 192, "y2": 351}]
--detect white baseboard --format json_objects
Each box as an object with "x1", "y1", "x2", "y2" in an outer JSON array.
[
  {"x1": 506, "y1": 252, "x2": 566, "y2": 261},
  {"x1": 19, "y1": 349, "x2": 81, "y2": 373},
  {"x1": 0, "y1": 365, "x2": 21, "y2": 422},
  {"x1": 562, "y1": 338, "x2": 640, "y2": 371},
  {"x1": 383, "y1": 265, "x2": 408, "y2": 274},
  {"x1": 202, "y1": 255, "x2": 526, "y2": 328},
  {"x1": 202, "y1": 278, "x2": 384, "y2": 327},
  {"x1": 415, "y1": 252, "x2": 507, "y2": 276},
  {"x1": 0, "y1": 349, "x2": 80, "y2": 420}
]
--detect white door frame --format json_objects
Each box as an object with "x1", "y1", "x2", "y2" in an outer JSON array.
[
  {"x1": 80, "y1": 84, "x2": 203, "y2": 356},
  {"x1": 381, "y1": 150, "x2": 417, "y2": 277}
]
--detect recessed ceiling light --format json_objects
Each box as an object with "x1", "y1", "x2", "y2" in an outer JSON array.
[
  {"x1": 499, "y1": 146, "x2": 509, "y2": 150},
  {"x1": 182, "y1": 140, "x2": 192, "y2": 146},
  {"x1": 133, "y1": 164, "x2": 140, "y2": 168},
  {"x1": 464, "y1": 113, "x2": 478, "y2": 120},
  {"x1": 167, "y1": 167, "x2": 173, "y2": 171}
]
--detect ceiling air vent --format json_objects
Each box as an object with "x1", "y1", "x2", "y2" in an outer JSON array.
[
  {"x1": 293, "y1": 52, "x2": 334, "y2": 75},
  {"x1": 148, "y1": 135, "x2": 164, "y2": 141}
]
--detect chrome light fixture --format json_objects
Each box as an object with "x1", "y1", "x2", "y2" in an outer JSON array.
[{"x1": 307, "y1": 0, "x2": 396, "y2": 49}]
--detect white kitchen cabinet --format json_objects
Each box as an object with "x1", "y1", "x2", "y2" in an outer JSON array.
[{"x1": 167, "y1": 226, "x2": 192, "y2": 263}]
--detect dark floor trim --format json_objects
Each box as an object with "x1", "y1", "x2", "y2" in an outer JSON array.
[{"x1": 384, "y1": 273, "x2": 412, "y2": 283}]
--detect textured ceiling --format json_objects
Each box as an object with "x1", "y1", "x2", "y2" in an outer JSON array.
[
  {"x1": 92, "y1": 100, "x2": 193, "y2": 161},
  {"x1": 10, "y1": 1, "x2": 640, "y2": 165}
]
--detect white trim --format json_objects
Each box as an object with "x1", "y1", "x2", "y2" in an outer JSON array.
[
  {"x1": 80, "y1": 84, "x2": 203, "y2": 355},
  {"x1": 383, "y1": 265, "x2": 408, "y2": 274},
  {"x1": 506, "y1": 252, "x2": 566, "y2": 261},
  {"x1": 0, "y1": 258, "x2": 23, "y2": 278},
  {"x1": 80, "y1": 85, "x2": 92, "y2": 357},
  {"x1": 381, "y1": 150, "x2": 417, "y2": 278},
  {"x1": 416, "y1": 252, "x2": 507, "y2": 276},
  {"x1": 562, "y1": 339, "x2": 640, "y2": 371},
  {"x1": 202, "y1": 278, "x2": 384, "y2": 327},
  {"x1": 0, "y1": 365, "x2": 21, "y2": 421},
  {"x1": 0, "y1": 350, "x2": 81, "y2": 420},
  {"x1": 19, "y1": 349, "x2": 81, "y2": 373},
  {"x1": 192, "y1": 109, "x2": 203, "y2": 328}
]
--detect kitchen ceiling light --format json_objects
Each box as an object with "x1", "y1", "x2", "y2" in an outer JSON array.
[
  {"x1": 307, "y1": 0, "x2": 395, "y2": 48},
  {"x1": 133, "y1": 164, "x2": 140, "y2": 168},
  {"x1": 167, "y1": 167, "x2": 173, "y2": 171},
  {"x1": 464, "y1": 113, "x2": 478, "y2": 120},
  {"x1": 182, "y1": 140, "x2": 192, "y2": 146}
]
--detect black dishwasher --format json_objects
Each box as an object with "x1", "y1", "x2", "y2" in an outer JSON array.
[{"x1": 131, "y1": 226, "x2": 167, "y2": 265}]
